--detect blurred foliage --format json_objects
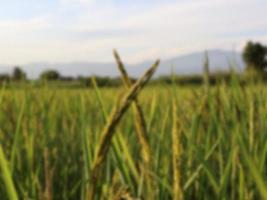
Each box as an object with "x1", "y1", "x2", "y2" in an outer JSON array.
[
  {"x1": 243, "y1": 41, "x2": 267, "y2": 72},
  {"x1": 40, "y1": 70, "x2": 61, "y2": 81},
  {"x1": 12, "y1": 67, "x2": 27, "y2": 81}
]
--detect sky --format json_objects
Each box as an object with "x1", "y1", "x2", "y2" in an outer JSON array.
[{"x1": 0, "y1": 0, "x2": 266, "y2": 65}]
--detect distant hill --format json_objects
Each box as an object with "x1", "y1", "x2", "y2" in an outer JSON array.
[{"x1": 0, "y1": 49, "x2": 244, "y2": 79}]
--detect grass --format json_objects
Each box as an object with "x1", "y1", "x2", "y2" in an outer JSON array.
[{"x1": 0, "y1": 71, "x2": 266, "y2": 199}]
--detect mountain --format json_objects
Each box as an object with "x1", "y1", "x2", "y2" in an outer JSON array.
[
  {"x1": 0, "y1": 49, "x2": 244, "y2": 79},
  {"x1": 126, "y1": 49, "x2": 244, "y2": 77}
]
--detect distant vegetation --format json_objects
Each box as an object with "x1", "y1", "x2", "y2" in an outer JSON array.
[
  {"x1": 12, "y1": 67, "x2": 27, "y2": 81},
  {"x1": 243, "y1": 41, "x2": 267, "y2": 72},
  {"x1": 40, "y1": 69, "x2": 61, "y2": 81}
]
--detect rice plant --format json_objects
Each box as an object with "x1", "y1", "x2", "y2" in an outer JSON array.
[{"x1": 0, "y1": 54, "x2": 266, "y2": 199}]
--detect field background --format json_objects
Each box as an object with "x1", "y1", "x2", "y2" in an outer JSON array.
[{"x1": 0, "y1": 78, "x2": 267, "y2": 199}]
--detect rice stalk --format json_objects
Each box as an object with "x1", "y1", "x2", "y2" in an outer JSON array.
[
  {"x1": 172, "y1": 100, "x2": 183, "y2": 200},
  {"x1": 113, "y1": 49, "x2": 156, "y2": 198},
  {"x1": 88, "y1": 59, "x2": 159, "y2": 199},
  {"x1": 183, "y1": 139, "x2": 220, "y2": 191},
  {"x1": 91, "y1": 76, "x2": 139, "y2": 188},
  {"x1": 113, "y1": 49, "x2": 151, "y2": 165},
  {"x1": 238, "y1": 134, "x2": 267, "y2": 200},
  {"x1": 10, "y1": 98, "x2": 25, "y2": 173},
  {"x1": 0, "y1": 84, "x2": 18, "y2": 200},
  {"x1": 0, "y1": 145, "x2": 18, "y2": 200},
  {"x1": 43, "y1": 148, "x2": 53, "y2": 200}
]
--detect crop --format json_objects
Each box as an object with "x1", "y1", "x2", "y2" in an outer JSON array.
[{"x1": 0, "y1": 54, "x2": 266, "y2": 199}]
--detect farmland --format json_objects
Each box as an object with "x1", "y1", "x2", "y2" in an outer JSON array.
[{"x1": 0, "y1": 73, "x2": 267, "y2": 199}]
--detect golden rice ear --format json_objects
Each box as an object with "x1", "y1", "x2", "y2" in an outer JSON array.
[
  {"x1": 113, "y1": 49, "x2": 151, "y2": 162},
  {"x1": 113, "y1": 49, "x2": 155, "y2": 196},
  {"x1": 88, "y1": 57, "x2": 159, "y2": 199}
]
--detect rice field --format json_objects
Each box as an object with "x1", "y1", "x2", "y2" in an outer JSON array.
[{"x1": 0, "y1": 71, "x2": 267, "y2": 199}]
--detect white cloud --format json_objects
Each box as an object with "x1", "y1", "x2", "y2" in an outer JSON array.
[
  {"x1": 62, "y1": 0, "x2": 267, "y2": 62},
  {"x1": 0, "y1": 17, "x2": 50, "y2": 33},
  {"x1": 59, "y1": 0, "x2": 94, "y2": 6},
  {"x1": 0, "y1": 0, "x2": 266, "y2": 64}
]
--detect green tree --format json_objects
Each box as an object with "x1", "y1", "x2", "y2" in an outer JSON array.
[
  {"x1": 40, "y1": 70, "x2": 60, "y2": 80},
  {"x1": 242, "y1": 41, "x2": 267, "y2": 72},
  {"x1": 12, "y1": 67, "x2": 26, "y2": 81}
]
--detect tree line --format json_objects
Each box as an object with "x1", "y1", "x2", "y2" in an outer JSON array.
[
  {"x1": 0, "y1": 68, "x2": 136, "y2": 87},
  {"x1": 0, "y1": 41, "x2": 266, "y2": 87}
]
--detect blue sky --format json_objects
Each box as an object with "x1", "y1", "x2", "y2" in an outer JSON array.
[{"x1": 0, "y1": 0, "x2": 266, "y2": 64}]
